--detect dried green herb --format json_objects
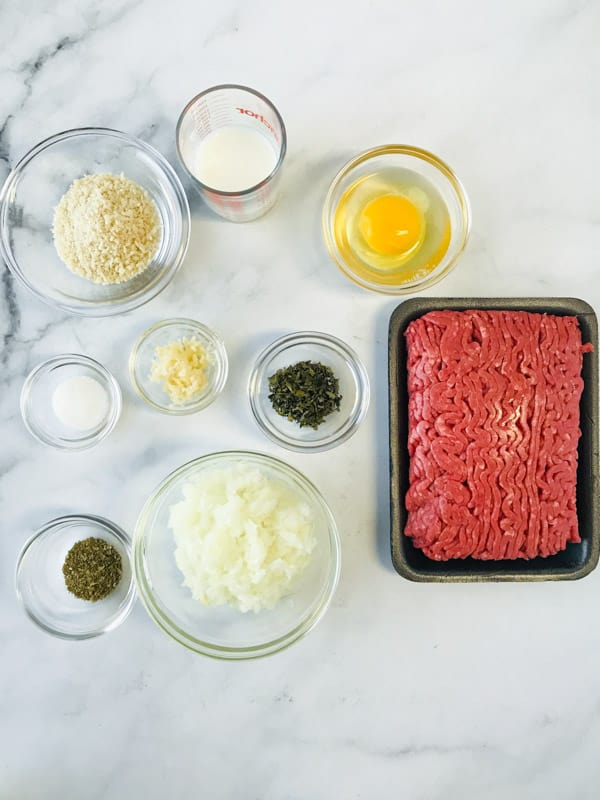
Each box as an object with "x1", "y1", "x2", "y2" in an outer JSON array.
[
  {"x1": 62, "y1": 537, "x2": 122, "y2": 602},
  {"x1": 267, "y1": 360, "x2": 342, "y2": 429}
]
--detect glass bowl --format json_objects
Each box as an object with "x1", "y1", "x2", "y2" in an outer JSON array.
[
  {"x1": 20, "y1": 354, "x2": 122, "y2": 450},
  {"x1": 133, "y1": 451, "x2": 341, "y2": 659},
  {"x1": 129, "y1": 318, "x2": 228, "y2": 415},
  {"x1": 0, "y1": 127, "x2": 190, "y2": 316},
  {"x1": 16, "y1": 515, "x2": 136, "y2": 639},
  {"x1": 248, "y1": 331, "x2": 370, "y2": 452},
  {"x1": 322, "y1": 144, "x2": 471, "y2": 294}
]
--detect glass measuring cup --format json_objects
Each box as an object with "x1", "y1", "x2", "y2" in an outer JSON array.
[{"x1": 176, "y1": 85, "x2": 287, "y2": 222}]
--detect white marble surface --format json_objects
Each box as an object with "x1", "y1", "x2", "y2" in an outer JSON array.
[{"x1": 1, "y1": 1, "x2": 600, "y2": 798}]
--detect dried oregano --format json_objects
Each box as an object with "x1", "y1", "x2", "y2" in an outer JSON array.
[{"x1": 62, "y1": 537, "x2": 122, "y2": 602}]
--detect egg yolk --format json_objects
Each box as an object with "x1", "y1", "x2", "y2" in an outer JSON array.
[{"x1": 359, "y1": 194, "x2": 424, "y2": 256}]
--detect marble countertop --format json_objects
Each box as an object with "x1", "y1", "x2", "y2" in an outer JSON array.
[{"x1": 2, "y1": 1, "x2": 600, "y2": 798}]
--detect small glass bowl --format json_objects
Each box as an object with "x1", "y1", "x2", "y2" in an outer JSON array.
[
  {"x1": 134, "y1": 450, "x2": 341, "y2": 659},
  {"x1": 20, "y1": 354, "x2": 122, "y2": 451},
  {"x1": 248, "y1": 331, "x2": 370, "y2": 452},
  {"x1": 0, "y1": 127, "x2": 190, "y2": 316},
  {"x1": 322, "y1": 144, "x2": 471, "y2": 294},
  {"x1": 16, "y1": 515, "x2": 136, "y2": 639},
  {"x1": 129, "y1": 318, "x2": 228, "y2": 415}
]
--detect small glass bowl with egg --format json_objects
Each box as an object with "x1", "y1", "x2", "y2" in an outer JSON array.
[
  {"x1": 322, "y1": 144, "x2": 471, "y2": 294},
  {"x1": 20, "y1": 354, "x2": 122, "y2": 451},
  {"x1": 129, "y1": 318, "x2": 229, "y2": 415}
]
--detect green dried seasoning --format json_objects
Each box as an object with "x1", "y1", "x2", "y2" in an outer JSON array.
[
  {"x1": 62, "y1": 537, "x2": 122, "y2": 602},
  {"x1": 267, "y1": 360, "x2": 342, "y2": 430}
]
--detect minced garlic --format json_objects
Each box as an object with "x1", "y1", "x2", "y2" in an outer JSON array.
[
  {"x1": 150, "y1": 336, "x2": 211, "y2": 404},
  {"x1": 52, "y1": 173, "x2": 161, "y2": 285}
]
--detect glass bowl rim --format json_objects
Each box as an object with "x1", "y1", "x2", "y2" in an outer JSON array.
[
  {"x1": 321, "y1": 143, "x2": 472, "y2": 295},
  {"x1": 133, "y1": 449, "x2": 342, "y2": 659},
  {"x1": 15, "y1": 513, "x2": 136, "y2": 640},
  {"x1": 248, "y1": 330, "x2": 370, "y2": 453},
  {"x1": 20, "y1": 353, "x2": 122, "y2": 451},
  {"x1": 0, "y1": 126, "x2": 191, "y2": 317},
  {"x1": 128, "y1": 317, "x2": 229, "y2": 415}
]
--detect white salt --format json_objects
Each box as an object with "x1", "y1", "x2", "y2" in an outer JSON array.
[{"x1": 52, "y1": 375, "x2": 109, "y2": 431}]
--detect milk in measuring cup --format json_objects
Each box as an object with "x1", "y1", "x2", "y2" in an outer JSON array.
[{"x1": 193, "y1": 127, "x2": 278, "y2": 192}]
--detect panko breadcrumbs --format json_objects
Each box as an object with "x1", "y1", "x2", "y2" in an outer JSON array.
[{"x1": 52, "y1": 173, "x2": 161, "y2": 285}]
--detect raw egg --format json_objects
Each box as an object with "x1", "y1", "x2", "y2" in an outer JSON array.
[
  {"x1": 358, "y1": 194, "x2": 425, "y2": 257},
  {"x1": 332, "y1": 168, "x2": 451, "y2": 284}
]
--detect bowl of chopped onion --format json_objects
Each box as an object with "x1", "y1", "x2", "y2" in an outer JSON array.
[
  {"x1": 0, "y1": 127, "x2": 190, "y2": 316},
  {"x1": 133, "y1": 450, "x2": 341, "y2": 659}
]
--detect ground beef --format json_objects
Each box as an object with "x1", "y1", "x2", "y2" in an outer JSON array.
[{"x1": 404, "y1": 310, "x2": 593, "y2": 561}]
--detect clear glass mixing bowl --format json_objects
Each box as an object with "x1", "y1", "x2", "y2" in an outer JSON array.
[
  {"x1": 322, "y1": 144, "x2": 471, "y2": 294},
  {"x1": 16, "y1": 514, "x2": 136, "y2": 639},
  {"x1": 20, "y1": 354, "x2": 122, "y2": 450},
  {"x1": 133, "y1": 451, "x2": 341, "y2": 659},
  {"x1": 129, "y1": 318, "x2": 228, "y2": 415},
  {"x1": 248, "y1": 331, "x2": 370, "y2": 452},
  {"x1": 0, "y1": 127, "x2": 190, "y2": 315}
]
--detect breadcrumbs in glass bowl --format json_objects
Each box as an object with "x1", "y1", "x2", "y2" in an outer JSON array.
[
  {"x1": 52, "y1": 173, "x2": 161, "y2": 285},
  {"x1": 0, "y1": 127, "x2": 190, "y2": 316}
]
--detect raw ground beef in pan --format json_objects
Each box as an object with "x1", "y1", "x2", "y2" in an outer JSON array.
[{"x1": 404, "y1": 310, "x2": 593, "y2": 561}]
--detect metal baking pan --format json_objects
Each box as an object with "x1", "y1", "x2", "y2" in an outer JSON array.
[{"x1": 389, "y1": 297, "x2": 599, "y2": 582}]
